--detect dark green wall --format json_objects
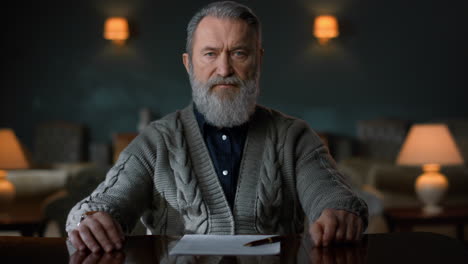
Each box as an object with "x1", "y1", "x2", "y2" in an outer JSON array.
[{"x1": 2, "y1": 0, "x2": 467, "y2": 149}]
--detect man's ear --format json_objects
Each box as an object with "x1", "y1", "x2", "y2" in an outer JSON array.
[{"x1": 182, "y1": 53, "x2": 190, "y2": 73}]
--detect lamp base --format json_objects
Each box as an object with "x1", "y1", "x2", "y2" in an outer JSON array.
[{"x1": 415, "y1": 164, "x2": 448, "y2": 216}]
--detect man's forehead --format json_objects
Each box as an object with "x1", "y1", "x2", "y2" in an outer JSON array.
[{"x1": 193, "y1": 16, "x2": 257, "y2": 47}]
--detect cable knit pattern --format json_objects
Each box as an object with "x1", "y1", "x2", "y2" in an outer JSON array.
[
  {"x1": 256, "y1": 132, "x2": 283, "y2": 234},
  {"x1": 158, "y1": 119, "x2": 208, "y2": 234},
  {"x1": 66, "y1": 103, "x2": 368, "y2": 235}
]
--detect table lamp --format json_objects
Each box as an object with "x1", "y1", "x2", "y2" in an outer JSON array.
[
  {"x1": 0, "y1": 129, "x2": 31, "y2": 207},
  {"x1": 396, "y1": 124, "x2": 464, "y2": 214}
]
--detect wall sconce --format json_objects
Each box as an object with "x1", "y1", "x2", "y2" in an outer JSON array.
[
  {"x1": 313, "y1": 15, "x2": 339, "y2": 45},
  {"x1": 104, "y1": 17, "x2": 129, "y2": 45}
]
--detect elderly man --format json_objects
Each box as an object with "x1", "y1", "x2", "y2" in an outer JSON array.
[{"x1": 67, "y1": 1, "x2": 367, "y2": 253}]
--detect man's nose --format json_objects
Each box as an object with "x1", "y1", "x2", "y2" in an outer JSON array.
[{"x1": 216, "y1": 53, "x2": 233, "y2": 77}]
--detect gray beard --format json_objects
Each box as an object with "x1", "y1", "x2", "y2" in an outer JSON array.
[{"x1": 190, "y1": 70, "x2": 259, "y2": 128}]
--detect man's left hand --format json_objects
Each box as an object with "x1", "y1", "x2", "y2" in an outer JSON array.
[{"x1": 309, "y1": 209, "x2": 363, "y2": 247}]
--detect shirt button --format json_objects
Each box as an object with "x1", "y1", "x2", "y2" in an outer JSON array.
[
  {"x1": 222, "y1": 170, "x2": 228, "y2": 176},
  {"x1": 222, "y1": 135, "x2": 227, "y2": 141}
]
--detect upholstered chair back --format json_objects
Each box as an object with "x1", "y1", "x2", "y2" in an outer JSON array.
[
  {"x1": 356, "y1": 119, "x2": 410, "y2": 162},
  {"x1": 33, "y1": 122, "x2": 86, "y2": 167}
]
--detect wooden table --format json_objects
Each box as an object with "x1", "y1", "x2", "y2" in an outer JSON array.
[
  {"x1": 384, "y1": 206, "x2": 468, "y2": 240},
  {"x1": 1, "y1": 232, "x2": 467, "y2": 263},
  {"x1": 0, "y1": 197, "x2": 48, "y2": 237}
]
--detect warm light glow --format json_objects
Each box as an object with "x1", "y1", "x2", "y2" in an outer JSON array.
[
  {"x1": 0, "y1": 129, "x2": 30, "y2": 170},
  {"x1": 397, "y1": 124, "x2": 464, "y2": 215},
  {"x1": 104, "y1": 17, "x2": 129, "y2": 45},
  {"x1": 397, "y1": 124, "x2": 464, "y2": 166},
  {"x1": 314, "y1": 15, "x2": 339, "y2": 45}
]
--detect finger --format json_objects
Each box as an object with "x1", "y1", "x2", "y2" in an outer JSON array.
[
  {"x1": 95, "y1": 215, "x2": 124, "y2": 250},
  {"x1": 86, "y1": 218, "x2": 115, "y2": 253},
  {"x1": 345, "y1": 215, "x2": 357, "y2": 242},
  {"x1": 310, "y1": 222, "x2": 324, "y2": 246},
  {"x1": 320, "y1": 211, "x2": 338, "y2": 247},
  {"x1": 70, "y1": 250, "x2": 88, "y2": 264},
  {"x1": 82, "y1": 252, "x2": 102, "y2": 264},
  {"x1": 333, "y1": 211, "x2": 346, "y2": 243},
  {"x1": 99, "y1": 251, "x2": 125, "y2": 264},
  {"x1": 78, "y1": 224, "x2": 102, "y2": 253},
  {"x1": 100, "y1": 253, "x2": 116, "y2": 264},
  {"x1": 335, "y1": 221, "x2": 346, "y2": 243},
  {"x1": 69, "y1": 230, "x2": 87, "y2": 251}
]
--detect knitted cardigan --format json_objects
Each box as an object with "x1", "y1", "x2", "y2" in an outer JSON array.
[{"x1": 66, "y1": 104, "x2": 368, "y2": 235}]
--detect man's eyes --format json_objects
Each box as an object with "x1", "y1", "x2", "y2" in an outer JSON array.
[
  {"x1": 232, "y1": 51, "x2": 247, "y2": 57},
  {"x1": 202, "y1": 50, "x2": 249, "y2": 59}
]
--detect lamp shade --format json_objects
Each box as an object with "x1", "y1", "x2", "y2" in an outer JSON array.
[
  {"x1": 0, "y1": 128, "x2": 30, "y2": 170},
  {"x1": 103, "y1": 17, "x2": 129, "y2": 42},
  {"x1": 314, "y1": 15, "x2": 339, "y2": 44},
  {"x1": 396, "y1": 124, "x2": 464, "y2": 166}
]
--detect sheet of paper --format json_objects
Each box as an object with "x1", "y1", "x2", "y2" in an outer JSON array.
[{"x1": 169, "y1": 235, "x2": 280, "y2": 256}]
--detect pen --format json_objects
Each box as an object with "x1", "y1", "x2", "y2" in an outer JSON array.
[{"x1": 243, "y1": 235, "x2": 282, "y2": 247}]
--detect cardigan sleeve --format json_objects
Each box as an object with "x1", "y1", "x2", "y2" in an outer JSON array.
[
  {"x1": 287, "y1": 120, "x2": 369, "y2": 229},
  {"x1": 65, "y1": 131, "x2": 156, "y2": 234}
]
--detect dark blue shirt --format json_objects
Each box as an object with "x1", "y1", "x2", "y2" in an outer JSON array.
[{"x1": 193, "y1": 105, "x2": 248, "y2": 209}]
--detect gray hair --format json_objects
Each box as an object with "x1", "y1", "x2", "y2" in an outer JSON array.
[{"x1": 185, "y1": 1, "x2": 262, "y2": 55}]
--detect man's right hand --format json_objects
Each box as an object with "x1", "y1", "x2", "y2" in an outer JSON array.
[{"x1": 68, "y1": 211, "x2": 125, "y2": 253}]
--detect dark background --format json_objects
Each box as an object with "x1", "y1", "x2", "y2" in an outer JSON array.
[{"x1": 1, "y1": 0, "x2": 467, "y2": 150}]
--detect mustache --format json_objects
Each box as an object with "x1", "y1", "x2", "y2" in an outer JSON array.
[{"x1": 206, "y1": 75, "x2": 242, "y2": 88}]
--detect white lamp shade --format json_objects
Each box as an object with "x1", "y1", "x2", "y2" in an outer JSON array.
[{"x1": 397, "y1": 124, "x2": 464, "y2": 166}]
